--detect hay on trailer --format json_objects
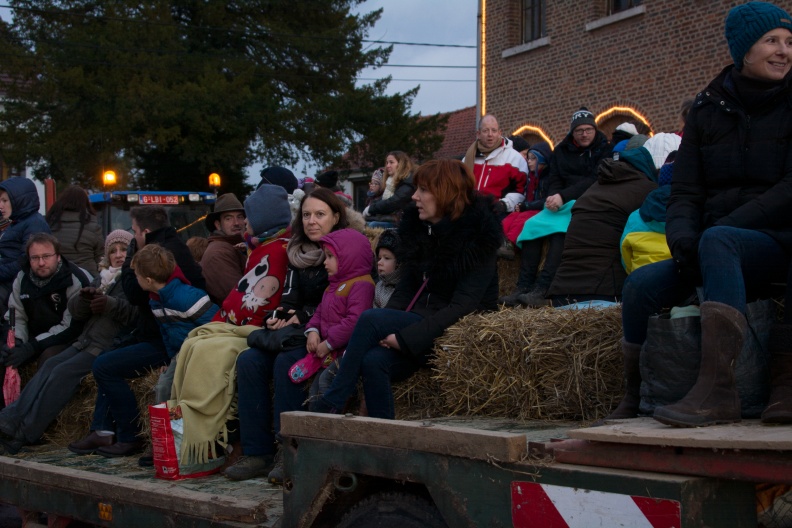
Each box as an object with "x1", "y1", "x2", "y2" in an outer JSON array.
[
  {"x1": 428, "y1": 306, "x2": 624, "y2": 421},
  {"x1": 393, "y1": 368, "x2": 445, "y2": 421},
  {"x1": 44, "y1": 369, "x2": 160, "y2": 447}
]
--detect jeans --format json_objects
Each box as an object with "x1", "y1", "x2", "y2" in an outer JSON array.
[
  {"x1": 322, "y1": 309, "x2": 423, "y2": 419},
  {"x1": 91, "y1": 340, "x2": 168, "y2": 443},
  {"x1": 272, "y1": 347, "x2": 312, "y2": 435},
  {"x1": 367, "y1": 221, "x2": 397, "y2": 229},
  {"x1": 0, "y1": 346, "x2": 96, "y2": 443},
  {"x1": 235, "y1": 347, "x2": 278, "y2": 456},
  {"x1": 622, "y1": 226, "x2": 788, "y2": 344}
]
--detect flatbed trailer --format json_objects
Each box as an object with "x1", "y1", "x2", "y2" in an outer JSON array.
[{"x1": 1, "y1": 415, "x2": 790, "y2": 526}]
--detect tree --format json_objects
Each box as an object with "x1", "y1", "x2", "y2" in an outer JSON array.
[{"x1": 0, "y1": 1, "x2": 445, "y2": 196}]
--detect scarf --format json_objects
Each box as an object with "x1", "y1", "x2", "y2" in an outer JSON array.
[
  {"x1": 244, "y1": 228, "x2": 288, "y2": 255},
  {"x1": 286, "y1": 239, "x2": 325, "y2": 269},
  {"x1": 374, "y1": 268, "x2": 402, "y2": 309},
  {"x1": 28, "y1": 260, "x2": 63, "y2": 288},
  {"x1": 382, "y1": 175, "x2": 397, "y2": 201},
  {"x1": 98, "y1": 266, "x2": 122, "y2": 293},
  {"x1": 464, "y1": 137, "x2": 502, "y2": 174}
]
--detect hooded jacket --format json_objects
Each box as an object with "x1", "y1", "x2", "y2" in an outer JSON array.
[
  {"x1": 0, "y1": 178, "x2": 50, "y2": 284},
  {"x1": 49, "y1": 211, "x2": 104, "y2": 276},
  {"x1": 464, "y1": 137, "x2": 528, "y2": 199},
  {"x1": 548, "y1": 147, "x2": 658, "y2": 300},
  {"x1": 667, "y1": 65, "x2": 792, "y2": 270},
  {"x1": 545, "y1": 130, "x2": 612, "y2": 204},
  {"x1": 306, "y1": 229, "x2": 374, "y2": 352},
  {"x1": 389, "y1": 195, "x2": 502, "y2": 360}
]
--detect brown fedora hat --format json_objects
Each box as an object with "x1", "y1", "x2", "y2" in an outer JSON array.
[{"x1": 205, "y1": 193, "x2": 245, "y2": 232}]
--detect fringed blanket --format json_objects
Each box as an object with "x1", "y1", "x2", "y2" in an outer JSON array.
[{"x1": 169, "y1": 321, "x2": 258, "y2": 465}]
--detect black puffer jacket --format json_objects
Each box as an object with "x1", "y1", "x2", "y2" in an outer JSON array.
[
  {"x1": 667, "y1": 66, "x2": 792, "y2": 267},
  {"x1": 280, "y1": 263, "x2": 328, "y2": 325},
  {"x1": 388, "y1": 195, "x2": 502, "y2": 360},
  {"x1": 368, "y1": 174, "x2": 416, "y2": 217},
  {"x1": 546, "y1": 131, "x2": 611, "y2": 204}
]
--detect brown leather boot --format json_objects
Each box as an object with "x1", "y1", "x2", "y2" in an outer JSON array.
[
  {"x1": 603, "y1": 340, "x2": 643, "y2": 420},
  {"x1": 762, "y1": 323, "x2": 792, "y2": 424},
  {"x1": 654, "y1": 301, "x2": 746, "y2": 427}
]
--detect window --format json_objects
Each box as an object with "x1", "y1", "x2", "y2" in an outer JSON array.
[
  {"x1": 522, "y1": 0, "x2": 545, "y2": 43},
  {"x1": 609, "y1": 0, "x2": 642, "y2": 15}
]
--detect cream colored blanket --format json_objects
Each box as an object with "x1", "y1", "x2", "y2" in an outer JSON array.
[{"x1": 169, "y1": 322, "x2": 259, "y2": 465}]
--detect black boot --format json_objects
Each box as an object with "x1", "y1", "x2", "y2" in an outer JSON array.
[
  {"x1": 604, "y1": 340, "x2": 642, "y2": 420},
  {"x1": 654, "y1": 302, "x2": 745, "y2": 427},
  {"x1": 761, "y1": 323, "x2": 792, "y2": 424}
]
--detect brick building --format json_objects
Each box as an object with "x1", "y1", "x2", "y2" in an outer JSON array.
[{"x1": 478, "y1": 0, "x2": 792, "y2": 145}]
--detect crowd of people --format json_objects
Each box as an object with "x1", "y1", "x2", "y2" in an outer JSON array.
[{"x1": 0, "y1": 0, "x2": 789, "y2": 492}]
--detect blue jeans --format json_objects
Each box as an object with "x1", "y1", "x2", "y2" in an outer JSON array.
[
  {"x1": 273, "y1": 347, "x2": 312, "y2": 435},
  {"x1": 622, "y1": 226, "x2": 788, "y2": 344},
  {"x1": 91, "y1": 341, "x2": 168, "y2": 443},
  {"x1": 367, "y1": 221, "x2": 397, "y2": 229},
  {"x1": 323, "y1": 309, "x2": 424, "y2": 419},
  {"x1": 236, "y1": 347, "x2": 278, "y2": 456}
]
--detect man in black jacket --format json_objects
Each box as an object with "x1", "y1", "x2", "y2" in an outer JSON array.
[
  {"x1": 68, "y1": 206, "x2": 206, "y2": 458},
  {"x1": 0, "y1": 233, "x2": 91, "y2": 369}
]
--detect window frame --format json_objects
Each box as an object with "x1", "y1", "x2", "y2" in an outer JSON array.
[{"x1": 521, "y1": 0, "x2": 546, "y2": 44}]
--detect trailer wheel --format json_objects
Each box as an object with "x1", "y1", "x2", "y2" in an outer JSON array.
[{"x1": 337, "y1": 492, "x2": 447, "y2": 528}]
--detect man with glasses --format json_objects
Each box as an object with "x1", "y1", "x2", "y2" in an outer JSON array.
[
  {"x1": 0, "y1": 233, "x2": 91, "y2": 371},
  {"x1": 516, "y1": 107, "x2": 612, "y2": 307}
]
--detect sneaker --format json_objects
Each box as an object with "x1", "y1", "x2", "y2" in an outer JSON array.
[
  {"x1": 517, "y1": 287, "x2": 549, "y2": 308},
  {"x1": 268, "y1": 449, "x2": 284, "y2": 485},
  {"x1": 223, "y1": 455, "x2": 275, "y2": 481}
]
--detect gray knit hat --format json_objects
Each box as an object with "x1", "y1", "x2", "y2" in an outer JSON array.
[
  {"x1": 726, "y1": 2, "x2": 792, "y2": 70},
  {"x1": 244, "y1": 184, "x2": 291, "y2": 239},
  {"x1": 105, "y1": 229, "x2": 133, "y2": 256}
]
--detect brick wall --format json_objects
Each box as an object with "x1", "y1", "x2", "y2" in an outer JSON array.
[{"x1": 483, "y1": 0, "x2": 792, "y2": 144}]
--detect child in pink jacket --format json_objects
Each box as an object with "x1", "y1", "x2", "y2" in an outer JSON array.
[{"x1": 281, "y1": 227, "x2": 375, "y2": 385}]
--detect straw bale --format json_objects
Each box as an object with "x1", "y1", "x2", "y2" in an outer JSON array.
[
  {"x1": 43, "y1": 369, "x2": 160, "y2": 447},
  {"x1": 497, "y1": 258, "x2": 520, "y2": 296},
  {"x1": 427, "y1": 306, "x2": 624, "y2": 421}
]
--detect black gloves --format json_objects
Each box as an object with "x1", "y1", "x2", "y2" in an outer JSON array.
[
  {"x1": 4, "y1": 342, "x2": 37, "y2": 368},
  {"x1": 90, "y1": 295, "x2": 109, "y2": 314}
]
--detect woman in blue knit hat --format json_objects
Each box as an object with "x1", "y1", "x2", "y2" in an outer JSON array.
[{"x1": 609, "y1": 1, "x2": 792, "y2": 428}]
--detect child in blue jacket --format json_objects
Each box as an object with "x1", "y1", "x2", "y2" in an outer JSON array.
[{"x1": 131, "y1": 244, "x2": 218, "y2": 402}]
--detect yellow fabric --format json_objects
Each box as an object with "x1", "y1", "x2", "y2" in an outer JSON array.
[
  {"x1": 621, "y1": 231, "x2": 672, "y2": 274},
  {"x1": 169, "y1": 321, "x2": 259, "y2": 465}
]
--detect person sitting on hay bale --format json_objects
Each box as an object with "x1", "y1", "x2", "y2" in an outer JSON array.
[
  {"x1": 608, "y1": 1, "x2": 792, "y2": 428},
  {"x1": 311, "y1": 158, "x2": 502, "y2": 420},
  {"x1": 0, "y1": 230, "x2": 137, "y2": 455}
]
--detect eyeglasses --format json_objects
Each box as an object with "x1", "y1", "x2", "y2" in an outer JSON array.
[
  {"x1": 29, "y1": 253, "x2": 56, "y2": 262},
  {"x1": 574, "y1": 127, "x2": 596, "y2": 136}
]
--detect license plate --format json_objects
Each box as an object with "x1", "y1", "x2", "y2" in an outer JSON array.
[{"x1": 140, "y1": 195, "x2": 179, "y2": 205}]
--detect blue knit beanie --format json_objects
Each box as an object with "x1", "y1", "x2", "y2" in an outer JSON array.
[
  {"x1": 244, "y1": 184, "x2": 291, "y2": 238},
  {"x1": 725, "y1": 2, "x2": 792, "y2": 70},
  {"x1": 658, "y1": 163, "x2": 674, "y2": 187}
]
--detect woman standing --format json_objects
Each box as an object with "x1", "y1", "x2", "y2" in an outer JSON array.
[
  {"x1": 313, "y1": 159, "x2": 502, "y2": 418},
  {"x1": 364, "y1": 151, "x2": 415, "y2": 228},
  {"x1": 46, "y1": 185, "x2": 103, "y2": 276},
  {"x1": 610, "y1": 1, "x2": 792, "y2": 427},
  {"x1": 224, "y1": 187, "x2": 352, "y2": 482}
]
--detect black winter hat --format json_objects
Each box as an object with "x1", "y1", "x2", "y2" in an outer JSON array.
[
  {"x1": 315, "y1": 170, "x2": 340, "y2": 189},
  {"x1": 569, "y1": 107, "x2": 597, "y2": 134},
  {"x1": 508, "y1": 135, "x2": 530, "y2": 153},
  {"x1": 375, "y1": 229, "x2": 400, "y2": 256},
  {"x1": 257, "y1": 166, "x2": 298, "y2": 194}
]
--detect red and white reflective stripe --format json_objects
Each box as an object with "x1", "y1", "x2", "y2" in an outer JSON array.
[{"x1": 512, "y1": 482, "x2": 681, "y2": 528}]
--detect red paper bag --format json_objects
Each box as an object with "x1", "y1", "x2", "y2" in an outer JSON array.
[
  {"x1": 149, "y1": 403, "x2": 224, "y2": 480},
  {"x1": 2, "y1": 310, "x2": 19, "y2": 405}
]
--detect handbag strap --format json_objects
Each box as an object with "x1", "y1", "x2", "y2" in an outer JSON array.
[{"x1": 406, "y1": 277, "x2": 429, "y2": 312}]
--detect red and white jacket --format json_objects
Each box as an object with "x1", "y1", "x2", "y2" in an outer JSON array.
[{"x1": 465, "y1": 137, "x2": 528, "y2": 201}]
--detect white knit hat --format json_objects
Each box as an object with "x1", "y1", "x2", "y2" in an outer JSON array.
[
  {"x1": 615, "y1": 122, "x2": 638, "y2": 136},
  {"x1": 643, "y1": 133, "x2": 682, "y2": 170}
]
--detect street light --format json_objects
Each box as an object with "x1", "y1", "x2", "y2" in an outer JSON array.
[{"x1": 103, "y1": 170, "x2": 117, "y2": 187}]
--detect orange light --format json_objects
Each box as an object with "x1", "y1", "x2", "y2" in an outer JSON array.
[
  {"x1": 596, "y1": 106, "x2": 654, "y2": 137},
  {"x1": 208, "y1": 173, "x2": 221, "y2": 187},
  {"x1": 511, "y1": 125, "x2": 555, "y2": 148},
  {"x1": 102, "y1": 170, "x2": 117, "y2": 186}
]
